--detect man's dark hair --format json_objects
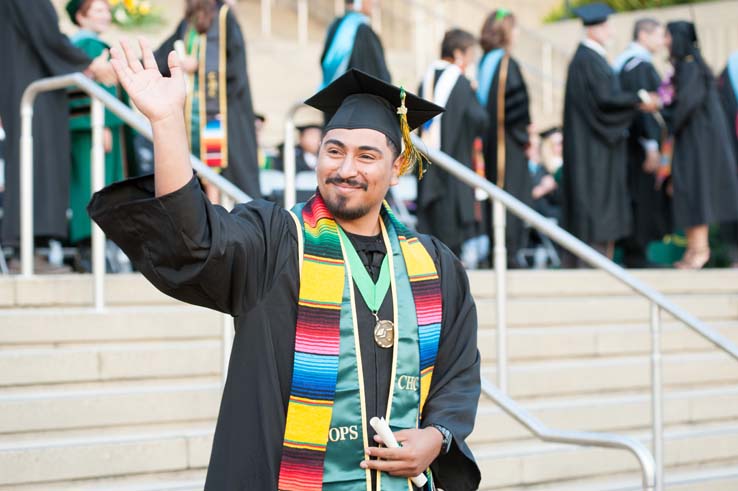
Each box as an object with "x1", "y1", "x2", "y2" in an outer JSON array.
[
  {"x1": 633, "y1": 18, "x2": 661, "y2": 41},
  {"x1": 386, "y1": 136, "x2": 400, "y2": 162},
  {"x1": 441, "y1": 29, "x2": 477, "y2": 59}
]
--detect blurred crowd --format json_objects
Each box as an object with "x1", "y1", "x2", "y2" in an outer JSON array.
[{"x1": 0, "y1": 0, "x2": 737, "y2": 272}]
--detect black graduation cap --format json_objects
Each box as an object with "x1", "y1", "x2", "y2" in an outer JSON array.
[
  {"x1": 573, "y1": 3, "x2": 614, "y2": 26},
  {"x1": 304, "y1": 69, "x2": 444, "y2": 177},
  {"x1": 296, "y1": 123, "x2": 323, "y2": 133}
]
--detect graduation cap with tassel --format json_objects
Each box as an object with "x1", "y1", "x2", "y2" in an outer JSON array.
[{"x1": 304, "y1": 69, "x2": 444, "y2": 179}]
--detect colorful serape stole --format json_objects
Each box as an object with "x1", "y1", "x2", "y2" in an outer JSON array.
[
  {"x1": 384, "y1": 203, "x2": 443, "y2": 415},
  {"x1": 278, "y1": 195, "x2": 442, "y2": 491}
]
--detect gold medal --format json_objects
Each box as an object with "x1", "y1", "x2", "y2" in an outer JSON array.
[{"x1": 374, "y1": 319, "x2": 395, "y2": 348}]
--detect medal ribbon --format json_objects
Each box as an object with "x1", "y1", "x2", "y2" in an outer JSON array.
[{"x1": 336, "y1": 227, "x2": 391, "y2": 314}]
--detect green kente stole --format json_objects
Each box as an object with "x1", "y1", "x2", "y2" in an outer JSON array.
[{"x1": 278, "y1": 194, "x2": 443, "y2": 491}]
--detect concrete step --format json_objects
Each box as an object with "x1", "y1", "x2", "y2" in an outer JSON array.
[
  {"x1": 476, "y1": 293, "x2": 738, "y2": 327},
  {"x1": 482, "y1": 351, "x2": 738, "y2": 398},
  {"x1": 468, "y1": 269, "x2": 738, "y2": 299},
  {"x1": 0, "y1": 305, "x2": 221, "y2": 346},
  {"x1": 0, "y1": 339, "x2": 222, "y2": 387},
  {"x1": 0, "y1": 423, "x2": 214, "y2": 486},
  {"x1": 474, "y1": 422, "x2": 738, "y2": 489},
  {"x1": 477, "y1": 321, "x2": 738, "y2": 362},
  {"x1": 494, "y1": 463, "x2": 738, "y2": 490},
  {"x1": 472, "y1": 384, "x2": 738, "y2": 444},
  {"x1": 0, "y1": 377, "x2": 220, "y2": 435},
  {"x1": 5, "y1": 269, "x2": 735, "y2": 309},
  {"x1": 0, "y1": 469, "x2": 206, "y2": 491}
]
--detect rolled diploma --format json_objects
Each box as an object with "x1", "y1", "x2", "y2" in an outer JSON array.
[
  {"x1": 369, "y1": 416, "x2": 428, "y2": 488},
  {"x1": 638, "y1": 89, "x2": 667, "y2": 128}
]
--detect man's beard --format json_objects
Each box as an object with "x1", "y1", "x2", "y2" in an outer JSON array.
[{"x1": 322, "y1": 176, "x2": 372, "y2": 220}]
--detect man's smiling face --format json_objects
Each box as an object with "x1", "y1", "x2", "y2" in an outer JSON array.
[{"x1": 316, "y1": 127, "x2": 400, "y2": 221}]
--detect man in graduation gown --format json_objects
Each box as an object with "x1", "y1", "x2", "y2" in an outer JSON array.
[
  {"x1": 154, "y1": 0, "x2": 262, "y2": 200},
  {"x1": 613, "y1": 18, "x2": 671, "y2": 267},
  {"x1": 416, "y1": 29, "x2": 488, "y2": 256},
  {"x1": 0, "y1": 0, "x2": 114, "y2": 258},
  {"x1": 320, "y1": 0, "x2": 391, "y2": 89},
  {"x1": 718, "y1": 51, "x2": 738, "y2": 266},
  {"x1": 89, "y1": 39, "x2": 481, "y2": 491},
  {"x1": 561, "y1": 3, "x2": 658, "y2": 261}
]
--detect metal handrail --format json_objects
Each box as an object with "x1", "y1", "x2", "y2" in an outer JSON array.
[
  {"x1": 482, "y1": 380, "x2": 656, "y2": 491},
  {"x1": 20, "y1": 72, "x2": 249, "y2": 385},
  {"x1": 414, "y1": 134, "x2": 738, "y2": 491}
]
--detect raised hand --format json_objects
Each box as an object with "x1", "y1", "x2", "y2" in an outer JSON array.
[{"x1": 110, "y1": 38, "x2": 186, "y2": 125}]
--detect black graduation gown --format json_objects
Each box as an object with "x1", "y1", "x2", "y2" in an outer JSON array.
[
  {"x1": 87, "y1": 175, "x2": 481, "y2": 491},
  {"x1": 617, "y1": 57, "x2": 671, "y2": 251},
  {"x1": 561, "y1": 44, "x2": 640, "y2": 244},
  {"x1": 480, "y1": 56, "x2": 532, "y2": 261},
  {"x1": 416, "y1": 70, "x2": 488, "y2": 255},
  {"x1": 321, "y1": 17, "x2": 391, "y2": 83},
  {"x1": 154, "y1": 8, "x2": 262, "y2": 200},
  {"x1": 0, "y1": 0, "x2": 91, "y2": 245},
  {"x1": 667, "y1": 58, "x2": 738, "y2": 229},
  {"x1": 717, "y1": 64, "x2": 738, "y2": 252}
]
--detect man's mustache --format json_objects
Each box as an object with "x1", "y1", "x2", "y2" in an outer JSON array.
[{"x1": 325, "y1": 176, "x2": 369, "y2": 191}]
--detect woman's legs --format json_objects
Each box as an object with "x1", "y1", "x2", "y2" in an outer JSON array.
[{"x1": 675, "y1": 224, "x2": 710, "y2": 269}]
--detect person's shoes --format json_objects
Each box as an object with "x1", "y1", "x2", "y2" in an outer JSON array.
[
  {"x1": 674, "y1": 248, "x2": 710, "y2": 270},
  {"x1": 6, "y1": 255, "x2": 72, "y2": 274}
]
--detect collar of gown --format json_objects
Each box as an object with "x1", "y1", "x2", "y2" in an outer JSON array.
[{"x1": 582, "y1": 38, "x2": 608, "y2": 59}]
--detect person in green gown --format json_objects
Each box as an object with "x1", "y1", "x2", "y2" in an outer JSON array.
[{"x1": 66, "y1": 0, "x2": 131, "y2": 265}]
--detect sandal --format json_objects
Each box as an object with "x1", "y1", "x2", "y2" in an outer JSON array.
[{"x1": 674, "y1": 248, "x2": 710, "y2": 270}]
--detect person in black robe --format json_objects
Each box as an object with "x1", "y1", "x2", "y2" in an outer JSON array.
[
  {"x1": 477, "y1": 9, "x2": 532, "y2": 267},
  {"x1": 320, "y1": 0, "x2": 391, "y2": 87},
  {"x1": 154, "y1": 0, "x2": 261, "y2": 200},
  {"x1": 560, "y1": 4, "x2": 658, "y2": 263},
  {"x1": 664, "y1": 22, "x2": 738, "y2": 269},
  {"x1": 717, "y1": 52, "x2": 738, "y2": 266},
  {"x1": 90, "y1": 38, "x2": 481, "y2": 490},
  {"x1": 274, "y1": 124, "x2": 323, "y2": 173},
  {"x1": 0, "y1": 0, "x2": 115, "y2": 262},
  {"x1": 416, "y1": 29, "x2": 488, "y2": 256},
  {"x1": 613, "y1": 18, "x2": 671, "y2": 267}
]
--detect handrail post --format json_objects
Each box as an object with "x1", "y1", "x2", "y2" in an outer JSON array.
[
  {"x1": 650, "y1": 302, "x2": 664, "y2": 491},
  {"x1": 90, "y1": 98, "x2": 106, "y2": 311},
  {"x1": 261, "y1": 0, "x2": 271, "y2": 36},
  {"x1": 283, "y1": 114, "x2": 297, "y2": 210},
  {"x1": 20, "y1": 102, "x2": 34, "y2": 276},
  {"x1": 493, "y1": 199, "x2": 508, "y2": 392},
  {"x1": 297, "y1": 0, "x2": 308, "y2": 44}
]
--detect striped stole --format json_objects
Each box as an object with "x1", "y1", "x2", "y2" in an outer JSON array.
[{"x1": 278, "y1": 195, "x2": 442, "y2": 491}]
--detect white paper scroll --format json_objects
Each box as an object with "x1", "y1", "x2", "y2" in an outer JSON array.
[{"x1": 369, "y1": 416, "x2": 428, "y2": 488}]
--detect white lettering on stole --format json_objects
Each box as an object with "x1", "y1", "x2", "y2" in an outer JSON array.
[
  {"x1": 328, "y1": 425, "x2": 359, "y2": 442},
  {"x1": 397, "y1": 375, "x2": 419, "y2": 391}
]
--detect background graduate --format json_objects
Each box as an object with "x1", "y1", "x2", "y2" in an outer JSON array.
[
  {"x1": 320, "y1": 0, "x2": 391, "y2": 88},
  {"x1": 416, "y1": 28, "x2": 488, "y2": 256},
  {"x1": 65, "y1": 0, "x2": 138, "y2": 270},
  {"x1": 155, "y1": 0, "x2": 262, "y2": 202},
  {"x1": 477, "y1": 8, "x2": 532, "y2": 267},
  {"x1": 560, "y1": 3, "x2": 658, "y2": 262},
  {"x1": 613, "y1": 18, "x2": 671, "y2": 267},
  {"x1": 718, "y1": 51, "x2": 738, "y2": 267},
  {"x1": 0, "y1": 0, "x2": 115, "y2": 270},
  {"x1": 664, "y1": 22, "x2": 738, "y2": 269},
  {"x1": 89, "y1": 36, "x2": 481, "y2": 490}
]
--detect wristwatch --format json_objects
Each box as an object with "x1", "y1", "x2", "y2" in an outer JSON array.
[{"x1": 431, "y1": 424, "x2": 453, "y2": 455}]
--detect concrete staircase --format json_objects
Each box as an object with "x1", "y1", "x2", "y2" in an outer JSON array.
[{"x1": 1, "y1": 269, "x2": 738, "y2": 489}]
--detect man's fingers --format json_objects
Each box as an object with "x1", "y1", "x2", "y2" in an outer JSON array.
[
  {"x1": 120, "y1": 39, "x2": 144, "y2": 73},
  {"x1": 392, "y1": 430, "x2": 413, "y2": 443},
  {"x1": 361, "y1": 458, "x2": 406, "y2": 474},
  {"x1": 139, "y1": 37, "x2": 158, "y2": 71},
  {"x1": 108, "y1": 48, "x2": 133, "y2": 86},
  {"x1": 366, "y1": 445, "x2": 406, "y2": 460}
]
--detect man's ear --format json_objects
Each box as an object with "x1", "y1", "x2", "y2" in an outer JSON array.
[{"x1": 389, "y1": 155, "x2": 403, "y2": 186}]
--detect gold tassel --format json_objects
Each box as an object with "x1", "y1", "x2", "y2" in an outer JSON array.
[{"x1": 397, "y1": 87, "x2": 428, "y2": 179}]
